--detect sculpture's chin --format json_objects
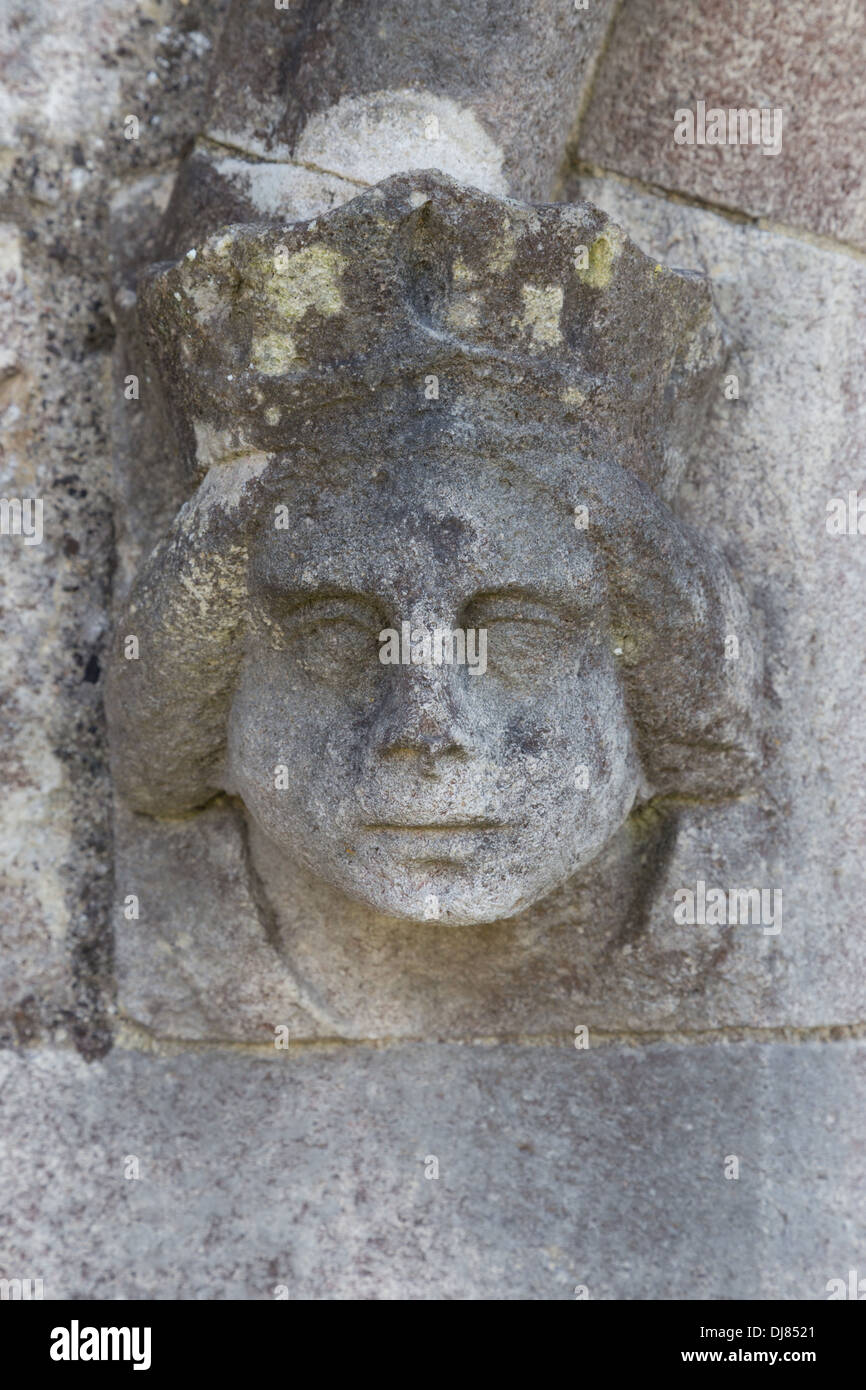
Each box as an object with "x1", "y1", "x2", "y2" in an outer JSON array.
[
  {"x1": 341, "y1": 887, "x2": 532, "y2": 927},
  {"x1": 319, "y1": 853, "x2": 577, "y2": 926}
]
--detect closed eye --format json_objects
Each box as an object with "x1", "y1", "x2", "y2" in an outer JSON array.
[
  {"x1": 462, "y1": 590, "x2": 578, "y2": 630},
  {"x1": 262, "y1": 590, "x2": 386, "y2": 637}
]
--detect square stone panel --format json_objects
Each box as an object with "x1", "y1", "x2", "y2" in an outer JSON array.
[{"x1": 113, "y1": 182, "x2": 866, "y2": 1044}]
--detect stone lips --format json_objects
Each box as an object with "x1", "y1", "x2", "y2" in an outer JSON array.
[{"x1": 138, "y1": 169, "x2": 723, "y2": 498}]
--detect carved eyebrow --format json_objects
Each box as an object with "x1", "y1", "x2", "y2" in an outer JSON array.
[
  {"x1": 250, "y1": 539, "x2": 379, "y2": 600},
  {"x1": 462, "y1": 584, "x2": 602, "y2": 622}
]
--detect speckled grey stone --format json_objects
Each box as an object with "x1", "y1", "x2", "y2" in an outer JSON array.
[
  {"x1": 575, "y1": 0, "x2": 866, "y2": 249},
  {"x1": 2, "y1": 0, "x2": 865, "y2": 1311},
  {"x1": 0, "y1": 0, "x2": 229, "y2": 1054},
  {"x1": 0, "y1": 1040, "x2": 863, "y2": 1299}
]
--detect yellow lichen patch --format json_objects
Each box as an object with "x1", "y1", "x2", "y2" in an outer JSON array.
[
  {"x1": 561, "y1": 385, "x2": 585, "y2": 406},
  {"x1": 452, "y1": 257, "x2": 473, "y2": 286},
  {"x1": 447, "y1": 294, "x2": 480, "y2": 331},
  {"x1": 251, "y1": 331, "x2": 297, "y2": 375},
  {"x1": 245, "y1": 245, "x2": 347, "y2": 372},
  {"x1": 262, "y1": 244, "x2": 347, "y2": 323},
  {"x1": 188, "y1": 277, "x2": 223, "y2": 318},
  {"x1": 576, "y1": 228, "x2": 624, "y2": 290},
  {"x1": 485, "y1": 219, "x2": 519, "y2": 275},
  {"x1": 175, "y1": 543, "x2": 249, "y2": 622},
  {"x1": 519, "y1": 283, "x2": 564, "y2": 350}
]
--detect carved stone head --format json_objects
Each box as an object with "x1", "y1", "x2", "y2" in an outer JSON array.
[{"x1": 108, "y1": 172, "x2": 758, "y2": 932}]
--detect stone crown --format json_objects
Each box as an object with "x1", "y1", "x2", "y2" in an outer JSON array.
[{"x1": 139, "y1": 169, "x2": 722, "y2": 497}]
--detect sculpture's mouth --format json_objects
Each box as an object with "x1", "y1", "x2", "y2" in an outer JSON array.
[
  {"x1": 363, "y1": 820, "x2": 506, "y2": 832},
  {"x1": 360, "y1": 820, "x2": 509, "y2": 871}
]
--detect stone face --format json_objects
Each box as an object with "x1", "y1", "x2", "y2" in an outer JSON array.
[
  {"x1": 108, "y1": 168, "x2": 866, "y2": 1046},
  {"x1": 1, "y1": 1040, "x2": 863, "y2": 1299},
  {"x1": 575, "y1": 0, "x2": 866, "y2": 249}
]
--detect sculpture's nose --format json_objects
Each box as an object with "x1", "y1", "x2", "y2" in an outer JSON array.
[{"x1": 377, "y1": 664, "x2": 471, "y2": 766}]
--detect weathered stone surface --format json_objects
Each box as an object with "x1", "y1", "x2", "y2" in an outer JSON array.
[
  {"x1": 109, "y1": 174, "x2": 866, "y2": 1045},
  {"x1": 114, "y1": 799, "x2": 323, "y2": 1042},
  {"x1": 2, "y1": 0, "x2": 864, "y2": 1310},
  {"x1": 564, "y1": 174, "x2": 866, "y2": 1031},
  {"x1": 159, "y1": 0, "x2": 618, "y2": 268},
  {"x1": 1, "y1": 1040, "x2": 863, "y2": 1299},
  {"x1": 0, "y1": 0, "x2": 228, "y2": 1053},
  {"x1": 0, "y1": 220, "x2": 105, "y2": 1049},
  {"x1": 206, "y1": 0, "x2": 616, "y2": 198},
  {"x1": 575, "y1": 0, "x2": 866, "y2": 249},
  {"x1": 156, "y1": 142, "x2": 366, "y2": 261}
]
